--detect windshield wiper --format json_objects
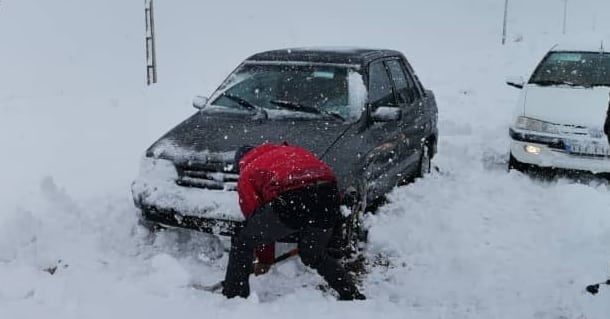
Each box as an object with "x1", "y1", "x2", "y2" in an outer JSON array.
[
  {"x1": 532, "y1": 80, "x2": 606, "y2": 88},
  {"x1": 222, "y1": 93, "x2": 258, "y2": 111},
  {"x1": 532, "y1": 80, "x2": 577, "y2": 87},
  {"x1": 269, "y1": 99, "x2": 345, "y2": 121},
  {"x1": 220, "y1": 93, "x2": 268, "y2": 119}
]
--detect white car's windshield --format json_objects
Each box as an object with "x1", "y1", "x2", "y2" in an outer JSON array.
[
  {"x1": 209, "y1": 63, "x2": 366, "y2": 122},
  {"x1": 530, "y1": 52, "x2": 610, "y2": 87}
]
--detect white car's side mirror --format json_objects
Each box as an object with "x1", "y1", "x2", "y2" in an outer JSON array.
[
  {"x1": 193, "y1": 96, "x2": 209, "y2": 110},
  {"x1": 506, "y1": 76, "x2": 525, "y2": 89}
]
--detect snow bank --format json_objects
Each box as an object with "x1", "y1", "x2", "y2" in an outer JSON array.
[{"x1": 366, "y1": 152, "x2": 610, "y2": 318}]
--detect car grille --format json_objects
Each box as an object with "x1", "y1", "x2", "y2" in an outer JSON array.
[
  {"x1": 175, "y1": 157, "x2": 239, "y2": 191},
  {"x1": 556, "y1": 124, "x2": 610, "y2": 158},
  {"x1": 557, "y1": 124, "x2": 589, "y2": 136}
]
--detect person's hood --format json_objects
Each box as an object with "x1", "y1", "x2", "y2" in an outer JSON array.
[
  {"x1": 521, "y1": 85, "x2": 610, "y2": 128},
  {"x1": 147, "y1": 110, "x2": 353, "y2": 165}
]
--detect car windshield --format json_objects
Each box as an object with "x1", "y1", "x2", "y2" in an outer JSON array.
[
  {"x1": 209, "y1": 63, "x2": 366, "y2": 121},
  {"x1": 529, "y1": 52, "x2": 610, "y2": 87}
]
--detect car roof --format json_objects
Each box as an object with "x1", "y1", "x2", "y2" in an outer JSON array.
[
  {"x1": 551, "y1": 41, "x2": 609, "y2": 53},
  {"x1": 246, "y1": 47, "x2": 403, "y2": 66}
]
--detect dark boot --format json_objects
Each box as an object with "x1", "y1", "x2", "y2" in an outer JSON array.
[
  {"x1": 339, "y1": 290, "x2": 367, "y2": 301},
  {"x1": 313, "y1": 256, "x2": 365, "y2": 300},
  {"x1": 298, "y1": 227, "x2": 365, "y2": 301}
]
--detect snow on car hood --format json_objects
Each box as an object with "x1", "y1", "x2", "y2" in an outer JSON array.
[
  {"x1": 522, "y1": 85, "x2": 610, "y2": 128},
  {"x1": 148, "y1": 112, "x2": 352, "y2": 165}
]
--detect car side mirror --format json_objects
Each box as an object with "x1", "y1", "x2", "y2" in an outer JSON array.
[
  {"x1": 506, "y1": 76, "x2": 525, "y2": 89},
  {"x1": 372, "y1": 106, "x2": 402, "y2": 122},
  {"x1": 193, "y1": 95, "x2": 209, "y2": 110}
]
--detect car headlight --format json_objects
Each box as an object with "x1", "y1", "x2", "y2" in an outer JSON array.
[
  {"x1": 138, "y1": 156, "x2": 178, "y2": 180},
  {"x1": 515, "y1": 116, "x2": 559, "y2": 134}
]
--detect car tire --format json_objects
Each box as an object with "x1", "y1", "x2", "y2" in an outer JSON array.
[
  {"x1": 342, "y1": 190, "x2": 369, "y2": 276},
  {"x1": 508, "y1": 153, "x2": 522, "y2": 172},
  {"x1": 508, "y1": 153, "x2": 536, "y2": 174},
  {"x1": 508, "y1": 153, "x2": 558, "y2": 180},
  {"x1": 346, "y1": 191, "x2": 368, "y2": 252},
  {"x1": 416, "y1": 142, "x2": 431, "y2": 178},
  {"x1": 328, "y1": 184, "x2": 368, "y2": 262}
]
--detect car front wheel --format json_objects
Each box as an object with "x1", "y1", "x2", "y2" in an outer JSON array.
[
  {"x1": 345, "y1": 191, "x2": 368, "y2": 255},
  {"x1": 328, "y1": 184, "x2": 368, "y2": 261},
  {"x1": 508, "y1": 153, "x2": 529, "y2": 173},
  {"x1": 417, "y1": 143, "x2": 431, "y2": 178}
]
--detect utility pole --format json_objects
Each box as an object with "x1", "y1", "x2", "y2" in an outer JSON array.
[
  {"x1": 562, "y1": 0, "x2": 568, "y2": 35},
  {"x1": 145, "y1": 0, "x2": 158, "y2": 85},
  {"x1": 502, "y1": 0, "x2": 509, "y2": 45}
]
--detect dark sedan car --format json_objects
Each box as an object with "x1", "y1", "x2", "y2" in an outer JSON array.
[{"x1": 132, "y1": 47, "x2": 438, "y2": 247}]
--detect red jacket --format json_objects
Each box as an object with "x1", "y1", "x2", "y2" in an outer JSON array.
[
  {"x1": 237, "y1": 143, "x2": 337, "y2": 218},
  {"x1": 237, "y1": 144, "x2": 337, "y2": 264}
]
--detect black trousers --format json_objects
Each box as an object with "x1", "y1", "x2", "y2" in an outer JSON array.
[{"x1": 222, "y1": 183, "x2": 361, "y2": 299}]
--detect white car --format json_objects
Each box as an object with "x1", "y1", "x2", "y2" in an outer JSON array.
[{"x1": 507, "y1": 43, "x2": 610, "y2": 175}]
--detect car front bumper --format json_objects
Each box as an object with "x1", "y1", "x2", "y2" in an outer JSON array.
[
  {"x1": 510, "y1": 136, "x2": 610, "y2": 174},
  {"x1": 132, "y1": 177, "x2": 307, "y2": 241},
  {"x1": 131, "y1": 156, "x2": 246, "y2": 235}
]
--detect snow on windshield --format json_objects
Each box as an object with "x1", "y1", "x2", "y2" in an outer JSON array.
[{"x1": 206, "y1": 63, "x2": 366, "y2": 121}]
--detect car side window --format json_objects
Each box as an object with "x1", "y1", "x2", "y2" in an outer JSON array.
[
  {"x1": 386, "y1": 60, "x2": 414, "y2": 104},
  {"x1": 403, "y1": 60, "x2": 425, "y2": 97},
  {"x1": 387, "y1": 59, "x2": 421, "y2": 104},
  {"x1": 368, "y1": 60, "x2": 397, "y2": 108}
]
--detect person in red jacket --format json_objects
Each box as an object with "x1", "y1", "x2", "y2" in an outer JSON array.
[{"x1": 222, "y1": 143, "x2": 365, "y2": 300}]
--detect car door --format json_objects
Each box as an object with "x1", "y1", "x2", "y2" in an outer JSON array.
[
  {"x1": 403, "y1": 57, "x2": 438, "y2": 151},
  {"x1": 358, "y1": 58, "x2": 409, "y2": 201},
  {"x1": 384, "y1": 58, "x2": 428, "y2": 178}
]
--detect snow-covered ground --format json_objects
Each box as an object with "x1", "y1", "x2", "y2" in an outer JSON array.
[{"x1": 2, "y1": 0, "x2": 610, "y2": 318}]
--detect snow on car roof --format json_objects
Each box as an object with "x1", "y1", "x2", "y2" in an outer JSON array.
[
  {"x1": 551, "y1": 41, "x2": 609, "y2": 53},
  {"x1": 247, "y1": 47, "x2": 403, "y2": 66}
]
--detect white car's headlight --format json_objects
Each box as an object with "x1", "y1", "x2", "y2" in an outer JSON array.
[{"x1": 515, "y1": 116, "x2": 559, "y2": 134}]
